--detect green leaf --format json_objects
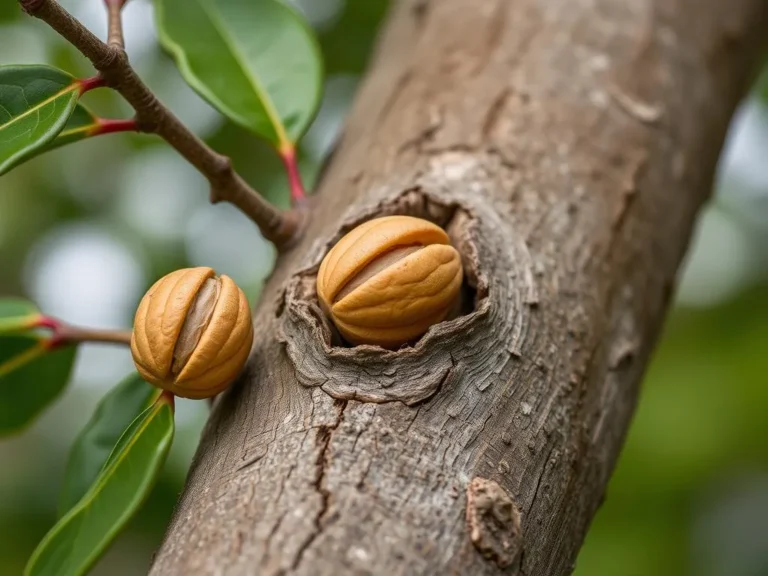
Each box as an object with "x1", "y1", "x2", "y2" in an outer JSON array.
[
  {"x1": 48, "y1": 103, "x2": 99, "y2": 149},
  {"x1": 0, "y1": 336, "x2": 77, "y2": 435},
  {"x1": 25, "y1": 395, "x2": 175, "y2": 576},
  {"x1": 58, "y1": 373, "x2": 162, "y2": 516},
  {"x1": 756, "y1": 63, "x2": 768, "y2": 105},
  {"x1": 154, "y1": 0, "x2": 323, "y2": 148},
  {"x1": 0, "y1": 298, "x2": 41, "y2": 333},
  {"x1": 0, "y1": 65, "x2": 82, "y2": 176}
]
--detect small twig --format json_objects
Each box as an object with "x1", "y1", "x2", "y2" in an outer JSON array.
[
  {"x1": 53, "y1": 325, "x2": 133, "y2": 346},
  {"x1": 105, "y1": 0, "x2": 126, "y2": 49},
  {"x1": 20, "y1": 0, "x2": 301, "y2": 248},
  {"x1": 35, "y1": 316, "x2": 132, "y2": 347}
]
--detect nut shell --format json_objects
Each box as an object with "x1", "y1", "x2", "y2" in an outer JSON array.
[
  {"x1": 131, "y1": 267, "x2": 254, "y2": 399},
  {"x1": 317, "y1": 216, "x2": 463, "y2": 348}
]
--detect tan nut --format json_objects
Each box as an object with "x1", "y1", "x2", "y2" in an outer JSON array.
[
  {"x1": 131, "y1": 267, "x2": 253, "y2": 399},
  {"x1": 317, "y1": 215, "x2": 463, "y2": 349}
]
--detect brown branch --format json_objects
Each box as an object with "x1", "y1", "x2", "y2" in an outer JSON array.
[
  {"x1": 36, "y1": 316, "x2": 132, "y2": 347},
  {"x1": 53, "y1": 325, "x2": 133, "y2": 347},
  {"x1": 149, "y1": 0, "x2": 768, "y2": 574},
  {"x1": 19, "y1": 0, "x2": 300, "y2": 248},
  {"x1": 105, "y1": 0, "x2": 126, "y2": 49}
]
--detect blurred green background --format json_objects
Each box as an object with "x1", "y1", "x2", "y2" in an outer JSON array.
[{"x1": 1, "y1": 1, "x2": 766, "y2": 574}]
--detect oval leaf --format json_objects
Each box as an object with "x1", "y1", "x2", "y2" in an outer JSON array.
[
  {"x1": 0, "y1": 298, "x2": 41, "y2": 333},
  {"x1": 25, "y1": 395, "x2": 175, "y2": 576},
  {"x1": 0, "y1": 65, "x2": 81, "y2": 176},
  {"x1": 0, "y1": 336, "x2": 77, "y2": 435},
  {"x1": 154, "y1": 0, "x2": 323, "y2": 148},
  {"x1": 58, "y1": 373, "x2": 161, "y2": 516}
]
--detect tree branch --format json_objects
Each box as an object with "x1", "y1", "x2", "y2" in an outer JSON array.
[
  {"x1": 53, "y1": 325, "x2": 133, "y2": 347},
  {"x1": 104, "y1": 0, "x2": 126, "y2": 49},
  {"x1": 19, "y1": 0, "x2": 301, "y2": 249},
  {"x1": 35, "y1": 316, "x2": 132, "y2": 347},
  {"x1": 150, "y1": 0, "x2": 768, "y2": 574}
]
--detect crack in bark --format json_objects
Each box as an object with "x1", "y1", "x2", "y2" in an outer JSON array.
[
  {"x1": 526, "y1": 443, "x2": 557, "y2": 517},
  {"x1": 292, "y1": 401, "x2": 348, "y2": 571}
]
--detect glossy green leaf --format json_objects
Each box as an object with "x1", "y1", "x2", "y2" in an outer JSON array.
[
  {"x1": 58, "y1": 373, "x2": 161, "y2": 516},
  {"x1": 47, "y1": 103, "x2": 99, "y2": 149},
  {"x1": 0, "y1": 298, "x2": 40, "y2": 333},
  {"x1": 26, "y1": 395, "x2": 175, "y2": 576},
  {"x1": 155, "y1": 0, "x2": 323, "y2": 148},
  {"x1": 0, "y1": 336, "x2": 77, "y2": 435},
  {"x1": 0, "y1": 65, "x2": 81, "y2": 176}
]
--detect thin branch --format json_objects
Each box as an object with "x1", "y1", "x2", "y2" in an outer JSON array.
[
  {"x1": 53, "y1": 325, "x2": 134, "y2": 346},
  {"x1": 105, "y1": 0, "x2": 127, "y2": 49},
  {"x1": 35, "y1": 316, "x2": 132, "y2": 347},
  {"x1": 20, "y1": 0, "x2": 301, "y2": 248}
]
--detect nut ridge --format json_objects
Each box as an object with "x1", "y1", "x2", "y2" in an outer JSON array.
[
  {"x1": 317, "y1": 216, "x2": 463, "y2": 348},
  {"x1": 131, "y1": 267, "x2": 254, "y2": 399}
]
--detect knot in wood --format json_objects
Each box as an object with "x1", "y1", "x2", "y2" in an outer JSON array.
[{"x1": 466, "y1": 477, "x2": 522, "y2": 569}]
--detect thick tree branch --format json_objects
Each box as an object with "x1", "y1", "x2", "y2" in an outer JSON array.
[
  {"x1": 19, "y1": 0, "x2": 299, "y2": 248},
  {"x1": 146, "y1": 0, "x2": 765, "y2": 574}
]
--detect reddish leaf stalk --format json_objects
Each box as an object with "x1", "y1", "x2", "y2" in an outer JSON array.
[
  {"x1": 279, "y1": 144, "x2": 307, "y2": 204},
  {"x1": 77, "y1": 75, "x2": 106, "y2": 94},
  {"x1": 90, "y1": 117, "x2": 139, "y2": 136}
]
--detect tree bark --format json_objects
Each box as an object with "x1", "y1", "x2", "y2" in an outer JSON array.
[{"x1": 151, "y1": 0, "x2": 768, "y2": 574}]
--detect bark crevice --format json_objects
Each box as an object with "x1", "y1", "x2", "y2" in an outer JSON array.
[{"x1": 291, "y1": 401, "x2": 347, "y2": 571}]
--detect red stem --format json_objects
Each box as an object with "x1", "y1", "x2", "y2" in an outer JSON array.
[
  {"x1": 91, "y1": 117, "x2": 139, "y2": 136},
  {"x1": 35, "y1": 316, "x2": 58, "y2": 331},
  {"x1": 279, "y1": 144, "x2": 307, "y2": 204},
  {"x1": 78, "y1": 75, "x2": 106, "y2": 94}
]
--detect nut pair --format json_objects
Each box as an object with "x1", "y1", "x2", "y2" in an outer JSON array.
[{"x1": 130, "y1": 216, "x2": 463, "y2": 398}]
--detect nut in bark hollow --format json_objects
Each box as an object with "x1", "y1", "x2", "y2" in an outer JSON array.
[
  {"x1": 131, "y1": 267, "x2": 254, "y2": 399},
  {"x1": 317, "y1": 216, "x2": 464, "y2": 349}
]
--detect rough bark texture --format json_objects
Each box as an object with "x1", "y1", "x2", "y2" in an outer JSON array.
[{"x1": 151, "y1": 0, "x2": 767, "y2": 574}]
